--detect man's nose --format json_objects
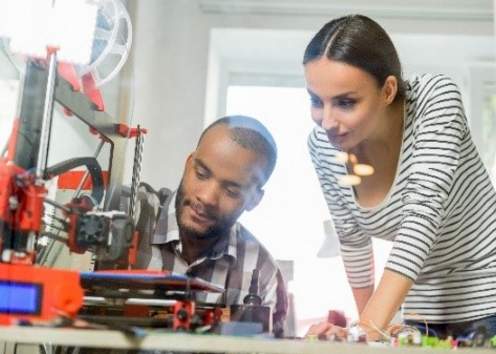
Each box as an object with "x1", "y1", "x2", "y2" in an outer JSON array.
[{"x1": 197, "y1": 181, "x2": 219, "y2": 207}]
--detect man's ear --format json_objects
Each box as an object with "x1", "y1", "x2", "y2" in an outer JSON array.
[
  {"x1": 185, "y1": 153, "x2": 194, "y2": 168},
  {"x1": 246, "y1": 188, "x2": 264, "y2": 211},
  {"x1": 383, "y1": 75, "x2": 398, "y2": 105}
]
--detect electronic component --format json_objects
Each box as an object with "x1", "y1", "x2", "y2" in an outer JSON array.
[{"x1": 0, "y1": 263, "x2": 83, "y2": 325}]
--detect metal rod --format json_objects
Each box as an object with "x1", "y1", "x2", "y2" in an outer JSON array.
[
  {"x1": 36, "y1": 51, "x2": 58, "y2": 179},
  {"x1": 74, "y1": 139, "x2": 105, "y2": 199},
  {"x1": 83, "y1": 296, "x2": 177, "y2": 307},
  {"x1": 45, "y1": 212, "x2": 69, "y2": 226},
  {"x1": 44, "y1": 198, "x2": 72, "y2": 213},
  {"x1": 129, "y1": 127, "x2": 143, "y2": 221},
  {"x1": 40, "y1": 231, "x2": 68, "y2": 244},
  {"x1": 41, "y1": 221, "x2": 67, "y2": 233}
]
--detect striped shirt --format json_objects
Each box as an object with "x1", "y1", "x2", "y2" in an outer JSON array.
[
  {"x1": 135, "y1": 185, "x2": 279, "y2": 309},
  {"x1": 308, "y1": 74, "x2": 496, "y2": 323}
]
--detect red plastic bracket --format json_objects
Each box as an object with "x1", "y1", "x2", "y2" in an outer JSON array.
[
  {"x1": 82, "y1": 73, "x2": 105, "y2": 112},
  {"x1": 116, "y1": 123, "x2": 148, "y2": 138}
]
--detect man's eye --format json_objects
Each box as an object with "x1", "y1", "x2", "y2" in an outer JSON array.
[
  {"x1": 196, "y1": 169, "x2": 209, "y2": 180},
  {"x1": 226, "y1": 188, "x2": 241, "y2": 198}
]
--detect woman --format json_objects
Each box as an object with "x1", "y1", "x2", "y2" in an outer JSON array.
[{"x1": 305, "y1": 14, "x2": 496, "y2": 341}]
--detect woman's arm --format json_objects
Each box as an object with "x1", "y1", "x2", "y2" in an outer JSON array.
[
  {"x1": 359, "y1": 269, "x2": 413, "y2": 340},
  {"x1": 308, "y1": 129, "x2": 375, "y2": 314},
  {"x1": 352, "y1": 286, "x2": 374, "y2": 315},
  {"x1": 358, "y1": 75, "x2": 468, "y2": 340},
  {"x1": 306, "y1": 275, "x2": 402, "y2": 340}
]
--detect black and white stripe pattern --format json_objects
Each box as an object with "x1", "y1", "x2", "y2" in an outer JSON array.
[{"x1": 308, "y1": 74, "x2": 496, "y2": 323}]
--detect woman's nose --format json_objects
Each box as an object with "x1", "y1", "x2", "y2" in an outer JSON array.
[{"x1": 321, "y1": 104, "x2": 338, "y2": 131}]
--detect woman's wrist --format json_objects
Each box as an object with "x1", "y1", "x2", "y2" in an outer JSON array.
[
  {"x1": 349, "y1": 320, "x2": 386, "y2": 342},
  {"x1": 347, "y1": 321, "x2": 368, "y2": 342}
]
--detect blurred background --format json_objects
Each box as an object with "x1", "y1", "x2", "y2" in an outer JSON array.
[{"x1": 1, "y1": 0, "x2": 495, "y2": 336}]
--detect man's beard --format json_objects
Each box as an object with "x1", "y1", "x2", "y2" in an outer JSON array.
[{"x1": 175, "y1": 181, "x2": 238, "y2": 239}]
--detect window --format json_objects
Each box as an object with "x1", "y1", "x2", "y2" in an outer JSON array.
[
  {"x1": 482, "y1": 89, "x2": 496, "y2": 180},
  {"x1": 0, "y1": 79, "x2": 19, "y2": 149},
  {"x1": 226, "y1": 85, "x2": 392, "y2": 334},
  {"x1": 465, "y1": 67, "x2": 496, "y2": 183}
]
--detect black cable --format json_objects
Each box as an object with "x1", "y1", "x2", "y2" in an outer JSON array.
[
  {"x1": 39, "y1": 344, "x2": 48, "y2": 354},
  {"x1": 45, "y1": 157, "x2": 104, "y2": 205},
  {"x1": 44, "y1": 199, "x2": 72, "y2": 214},
  {"x1": 41, "y1": 222, "x2": 67, "y2": 233},
  {"x1": 45, "y1": 212, "x2": 69, "y2": 227}
]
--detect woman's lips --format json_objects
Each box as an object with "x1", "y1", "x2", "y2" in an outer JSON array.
[{"x1": 328, "y1": 132, "x2": 349, "y2": 144}]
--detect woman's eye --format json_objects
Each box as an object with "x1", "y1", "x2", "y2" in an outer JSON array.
[
  {"x1": 336, "y1": 98, "x2": 356, "y2": 109},
  {"x1": 310, "y1": 96, "x2": 323, "y2": 108}
]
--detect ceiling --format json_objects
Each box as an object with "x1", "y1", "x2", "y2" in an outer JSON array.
[{"x1": 199, "y1": 0, "x2": 493, "y2": 22}]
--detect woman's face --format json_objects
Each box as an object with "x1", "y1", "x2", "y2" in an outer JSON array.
[{"x1": 304, "y1": 57, "x2": 393, "y2": 150}]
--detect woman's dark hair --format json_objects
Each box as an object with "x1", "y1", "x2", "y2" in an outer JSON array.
[{"x1": 303, "y1": 14, "x2": 405, "y2": 101}]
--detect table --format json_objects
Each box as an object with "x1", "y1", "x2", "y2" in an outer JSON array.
[{"x1": 0, "y1": 327, "x2": 494, "y2": 354}]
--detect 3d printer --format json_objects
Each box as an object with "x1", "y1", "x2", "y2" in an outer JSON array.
[
  {"x1": 0, "y1": 0, "x2": 273, "y2": 336},
  {"x1": 0, "y1": 0, "x2": 143, "y2": 325}
]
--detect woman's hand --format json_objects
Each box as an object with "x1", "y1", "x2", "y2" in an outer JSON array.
[
  {"x1": 358, "y1": 270, "x2": 413, "y2": 340},
  {"x1": 306, "y1": 320, "x2": 396, "y2": 342},
  {"x1": 305, "y1": 321, "x2": 348, "y2": 340}
]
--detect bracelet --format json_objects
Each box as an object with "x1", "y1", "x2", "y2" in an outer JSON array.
[{"x1": 347, "y1": 321, "x2": 368, "y2": 343}]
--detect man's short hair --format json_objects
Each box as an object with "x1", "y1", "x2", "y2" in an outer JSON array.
[{"x1": 198, "y1": 115, "x2": 277, "y2": 185}]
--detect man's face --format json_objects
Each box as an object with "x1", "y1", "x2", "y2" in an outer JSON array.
[{"x1": 176, "y1": 125, "x2": 266, "y2": 239}]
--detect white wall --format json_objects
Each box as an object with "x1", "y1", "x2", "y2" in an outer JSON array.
[
  {"x1": 125, "y1": 0, "x2": 210, "y2": 189},
  {"x1": 126, "y1": 0, "x2": 495, "y2": 190}
]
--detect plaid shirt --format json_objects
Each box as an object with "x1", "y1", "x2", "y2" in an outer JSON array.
[{"x1": 135, "y1": 185, "x2": 279, "y2": 309}]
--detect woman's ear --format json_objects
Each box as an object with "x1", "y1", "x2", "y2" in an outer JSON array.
[
  {"x1": 246, "y1": 188, "x2": 264, "y2": 211},
  {"x1": 383, "y1": 75, "x2": 398, "y2": 105}
]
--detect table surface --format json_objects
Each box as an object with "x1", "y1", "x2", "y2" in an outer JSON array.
[{"x1": 0, "y1": 326, "x2": 495, "y2": 354}]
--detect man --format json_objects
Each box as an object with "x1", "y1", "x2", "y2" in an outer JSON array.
[{"x1": 135, "y1": 115, "x2": 286, "y2": 330}]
